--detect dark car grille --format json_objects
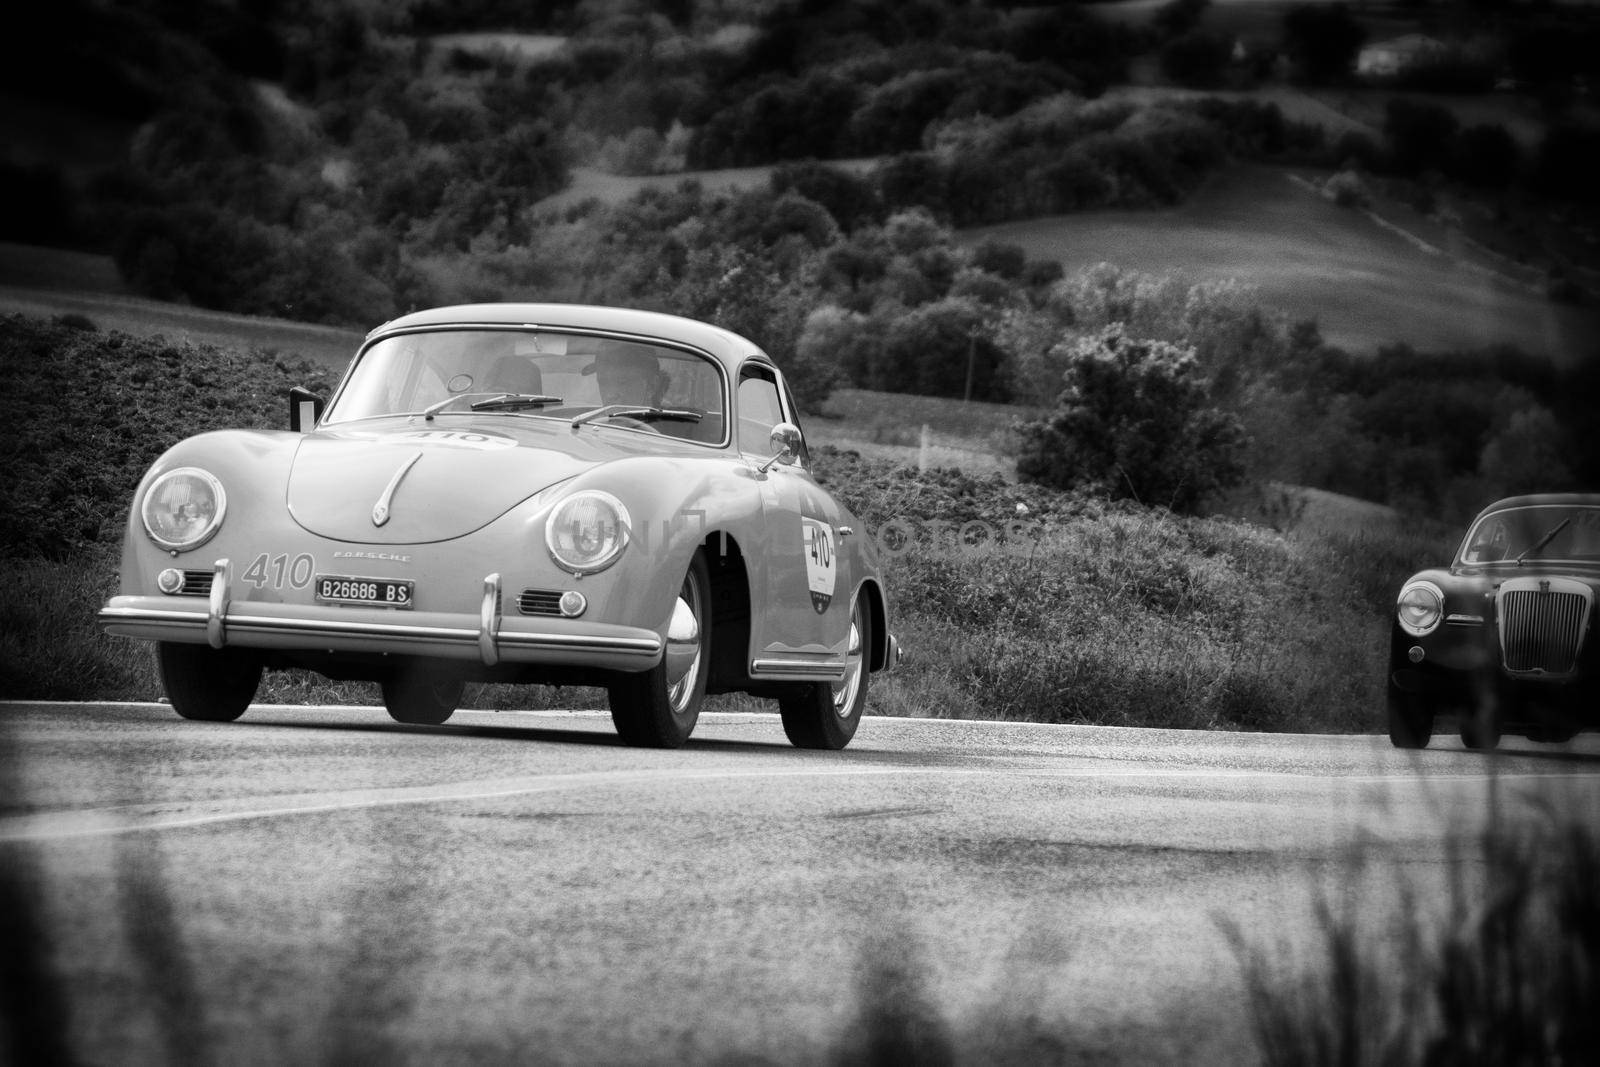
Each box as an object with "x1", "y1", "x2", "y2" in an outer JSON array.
[
  {"x1": 178, "y1": 570, "x2": 212, "y2": 596},
  {"x1": 1499, "y1": 590, "x2": 1589, "y2": 674},
  {"x1": 519, "y1": 589, "x2": 563, "y2": 617}
]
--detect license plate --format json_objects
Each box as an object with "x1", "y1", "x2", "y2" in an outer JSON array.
[{"x1": 314, "y1": 574, "x2": 414, "y2": 609}]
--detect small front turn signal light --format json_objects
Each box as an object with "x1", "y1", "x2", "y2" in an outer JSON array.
[
  {"x1": 559, "y1": 590, "x2": 587, "y2": 618},
  {"x1": 1408, "y1": 646, "x2": 1425, "y2": 664},
  {"x1": 157, "y1": 568, "x2": 185, "y2": 594}
]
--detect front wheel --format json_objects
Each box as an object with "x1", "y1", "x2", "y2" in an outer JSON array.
[
  {"x1": 608, "y1": 552, "x2": 710, "y2": 748},
  {"x1": 1385, "y1": 679, "x2": 1434, "y2": 750},
  {"x1": 382, "y1": 660, "x2": 464, "y2": 725},
  {"x1": 157, "y1": 642, "x2": 262, "y2": 723},
  {"x1": 780, "y1": 594, "x2": 870, "y2": 750},
  {"x1": 1459, "y1": 704, "x2": 1502, "y2": 751}
]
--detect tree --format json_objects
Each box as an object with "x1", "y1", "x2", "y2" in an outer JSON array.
[
  {"x1": 1478, "y1": 406, "x2": 1574, "y2": 497},
  {"x1": 1281, "y1": 4, "x2": 1366, "y2": 85},
  {"x1": 769, "y1": 162, "x2": 885, "y2": 232},
  {"x1": 1535, "y1": 123, "x2": 1600, "y2": 204},
  {"x1": 1160, "y1": 30, "x2": 1233, "y2": 89},
  {"x1": 1016, "y1": 326, "x2": 1247, "y2": 512},
  {"x1": 1384, "y1": 98, "x2": 1460, "y2": 176},
  {"x1": 879, "y1": 298, "x2": 1009, "y2": 401},
  {"x1": 797, "y1": 305, "x2": 882, "y2": 390},
  {"x1": 662, "y1": 246, "x2": 839, "y2": 410},
  {"x1": 1452, "y1": 124, "x2": 1519, "y2": 190},
  {"x1": 1154, "y1": 0, "x2": 1210, "y2": 39}
]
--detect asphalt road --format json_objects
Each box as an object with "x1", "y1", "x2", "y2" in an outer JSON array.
[{"x1": 3, "y1": 703, "x2": 1598, "y2": 1065}]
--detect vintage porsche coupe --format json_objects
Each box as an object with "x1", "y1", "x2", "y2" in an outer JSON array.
[
  {"x1": 1387, "y1": 493, "x2": 1600, "y2": 750},
  {"x1": 98, "y1": 303, "x2": 898, "y2": 749}
]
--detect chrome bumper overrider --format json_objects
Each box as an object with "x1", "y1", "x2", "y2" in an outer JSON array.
[{"x1": 98, "y1": 561, "x2": 661, "y2": 669}]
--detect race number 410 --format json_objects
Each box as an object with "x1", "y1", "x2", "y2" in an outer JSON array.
[{"x1": 242, "y1": 553, "x2": 315, "y2": 590}]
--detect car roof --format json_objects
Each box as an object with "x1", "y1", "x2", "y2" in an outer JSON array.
[
  {"x1": 366, "y1": 303, "x2": 769, "y2": 369},
  {"x1": 1474, "y1": 493, "x2": 1600, "y2": 518}
]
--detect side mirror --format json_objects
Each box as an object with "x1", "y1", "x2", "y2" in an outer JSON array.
[
  {"x1": 289, "y1": 387, "x2": 325, "y2": 433},
  {"x1": 758, "y1": 422, "x2": 803, "y2": 473}
]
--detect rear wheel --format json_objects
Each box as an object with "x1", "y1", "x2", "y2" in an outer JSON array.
[
  {"x1": 382, "y1": 661, "x2": 464, "y2": 725},
  {"x1": 157, "y1": 642, "x2": 262, "y2": 723},
  {"x1": 608, "y1": 552, "x2": 710, "y2": 748},
  {"x1": 1385, "y1": 680, "x2": 1434, "y2": 750},
  {"x1": 780, "y1": 594, "x2": 870, "y2": 751}
]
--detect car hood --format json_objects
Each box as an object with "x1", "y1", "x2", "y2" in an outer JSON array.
[
  {"x1": 1451, "y1": 564, "x2": 1600, "y2": 590},
  {"x1": 287, "y1": 418, "x2": 638, "y2": 543}
]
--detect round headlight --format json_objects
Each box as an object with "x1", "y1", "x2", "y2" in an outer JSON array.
[
  {"x1": 545, "y1": 491, "x2": 631, "y2": 574},
  {"x1": 1396, "y1": 581, "x2": 1444, "y2": 637},
  {"x1": 141, "y1": 467, "x2": 226, "y2": 552}
]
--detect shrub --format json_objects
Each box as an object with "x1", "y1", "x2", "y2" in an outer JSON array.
[
  {"x1": 1016, "y1": 326, "x2": 1247, "y2": 513},
  {"x1": 848, "y1": 67, "x2": 970, "y2": 154},
  {"x1": 1281, "y1": 3, "x2": 1367, "y2": 85},
  {"x1": 0, "y1": 315, "x2": 341, "y2": 560},
  {"x1": 113, "y1": 203, "x2": 395, "y2": 326},
  {"x1": 1333, "y1": 130, "x2": 1383, "y2": 172},
  {"x1": 1322, "y1": 169, "x2": 1369, "y2": 208},
  {"x1": 769, "y1": 162, "x2": 886, "y2": 233},
  {"x1": 1153, "y1": 0, "x2": 1210, "y2": 39},
  {"x1": 0, "y1": 161, "x2": 78, "y2": 246},
  {"x1": 1535, "y1": 123, "x2": 1600, "y2": 205},
  {"x1": 1384, "y1": 99, "x2": 1460, "y2": 177},
  {"x1": 686, "y1": 71, "x2": 862, "y2": 167},
  {"x1": 1160, "y1": 30, "x2": 1234, "y2": 89},
  {"x1": 875, "y1": 298, "x2": 1010, "y2": 401}
]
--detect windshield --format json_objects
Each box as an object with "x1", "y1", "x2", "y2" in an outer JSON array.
[
  {"x1": 1458, "y1": 505, "x2": 1600, "y2": 566},
  {"x1": 325, "y1": 328, "x2": 727, "y2": 444}
]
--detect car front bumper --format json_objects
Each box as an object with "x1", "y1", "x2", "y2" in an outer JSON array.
[{"x1": 98, "y1": 566, "x2": 662, "y2": 672}]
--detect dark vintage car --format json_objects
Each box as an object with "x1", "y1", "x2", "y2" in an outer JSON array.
[
  {"x1": 1387, "y1": 493, "x2": 1600, "y2": 749},
  {"x1": 99, "y1": 303, "x2": 899, "y2": 749}
]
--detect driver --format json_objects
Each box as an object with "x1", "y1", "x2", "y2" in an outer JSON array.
[{"x1": 587, "y1": 342, "x2": 665, "y2": 407}]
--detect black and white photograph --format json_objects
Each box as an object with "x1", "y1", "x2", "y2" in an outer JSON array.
[{"x1": 3, "y1": 0, "x2": 1598, "y2": 1063}]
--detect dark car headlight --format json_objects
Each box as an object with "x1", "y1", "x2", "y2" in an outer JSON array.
[
  {"x1": 1396, "y1": 580, "x2": 1444, "y2": 637},
  {"x1": 545, "y1": 490, "x2": 631, "y2": 574},
  {"x1": 141, "y1": 467, "x2": 226, "y2": 552}
]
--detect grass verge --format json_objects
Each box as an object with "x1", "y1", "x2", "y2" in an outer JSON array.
[
  {"x1": 1225, "y1": 810, "x2": 1600, "y2": 1065},
  {"x1": 816, "y1": 449, "x2": 1454, "y2": 731}
]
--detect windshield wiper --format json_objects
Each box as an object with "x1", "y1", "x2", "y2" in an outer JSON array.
[
  {"x1": 469, "y1": 393, "x2": 564, "y2": 412},
  {"x1": 417, "y1": 395, "x2": 464, "y2": 420},
  {"x1": 570, "y1": 405, "x2": 704, "y2": 428},
  {"x1": 1517, "y1": 517, "x2": 1572, "y2": 565},
  {"x1": 414, "y1": 393, "x2": 563, "y2": 421}
]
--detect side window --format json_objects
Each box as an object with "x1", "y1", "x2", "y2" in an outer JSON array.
[
  {"x1": 1464, "y1": 518, "x2": 1509, "y2": 563},
  {"x1": 737, "y1": 367, "x2": 785, "y2": 456}
]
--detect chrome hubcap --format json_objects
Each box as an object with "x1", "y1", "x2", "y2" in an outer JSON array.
[
  {"x1": 832, "y1": 604, "x2": 864, "y2": 719},
  {"x1": 664, "y1": 577, "x2": 703, "y2": 714}
]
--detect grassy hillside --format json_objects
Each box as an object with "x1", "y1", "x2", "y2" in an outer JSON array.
[
  {"x1": 0, "y1": 243, "x2": 365, "y2": 370},
  {"x1": 807, "y1": 389, "x2": 1042, "y2": 477},
  {"x1": 962, "y1": 164, "x2": 1597, "y2": 360}
]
